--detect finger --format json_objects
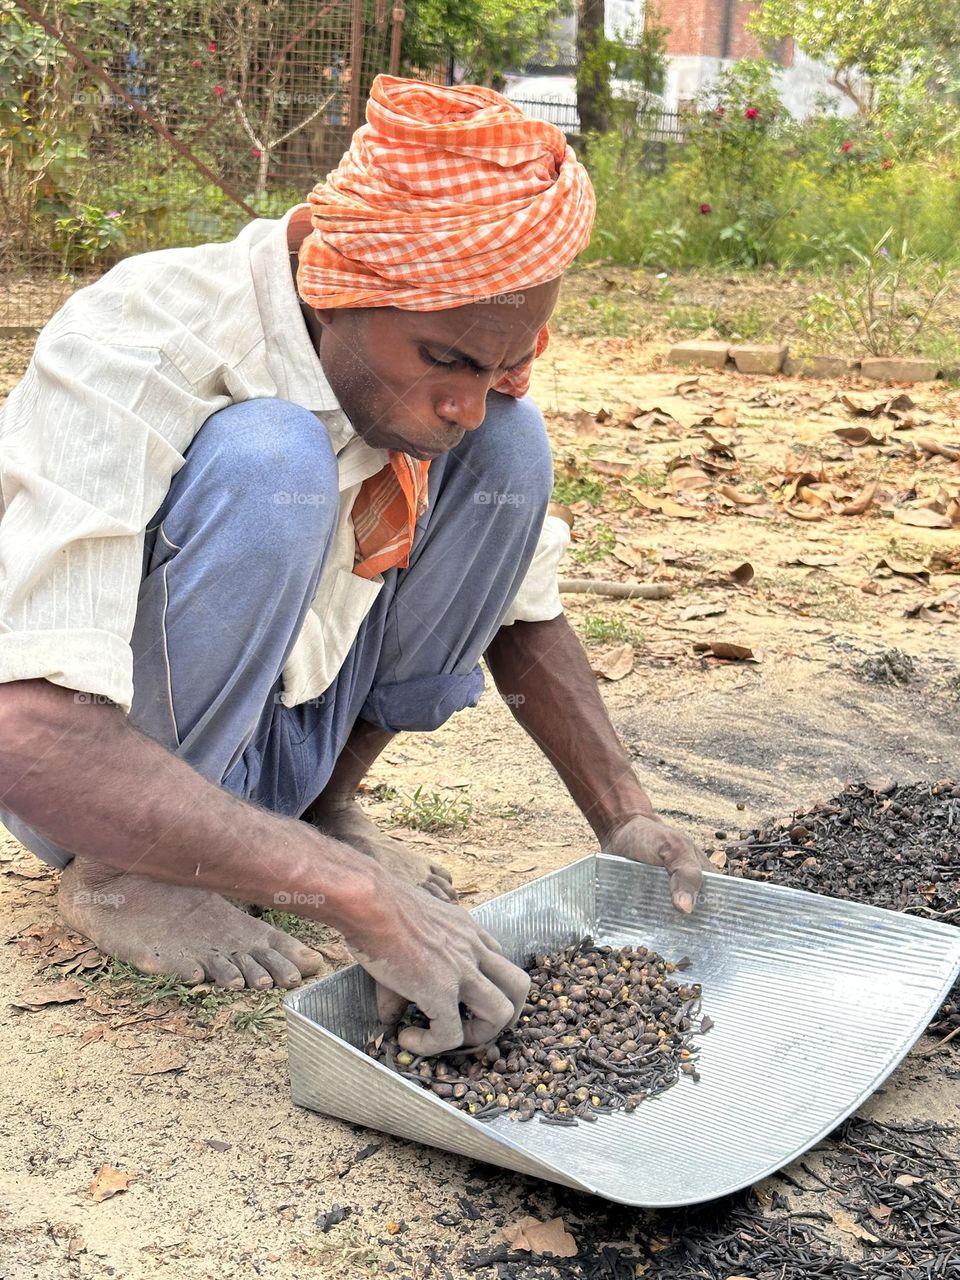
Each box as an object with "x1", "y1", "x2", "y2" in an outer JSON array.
[
  {"x1": 423, "y1": 876, "x2": 454, "y2": 900},
  {"x1": 659, "y1": 838, "x2": 704, "y2": 913},
  {"x1": 475, "y1": 926, "x2": 504, "y2": 955},
  {"x1": 398, "y1": 1000, "x2": 467, "y2": 1055},
  {"x1": 425, "y1": 873, "x2": 458, "y2": 902},
  {"x1": 376, "y1": 983, "x2": 409, "y2": 1027},
  {"x1": 456, "y1": 974, "x2": 517, "y2": 1046},
  {"x1": 478, "y1": 950, "x2": 532, "y2": 1025}
]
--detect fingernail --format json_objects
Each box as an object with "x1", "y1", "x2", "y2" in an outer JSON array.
[{"x1": 677, "y1": 892, "x2": 693, "y2": 913}]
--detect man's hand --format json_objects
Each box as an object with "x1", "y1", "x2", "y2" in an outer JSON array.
[
  {"x1": 602, "y1": 813, "x2": 711, "y2": 914},
  {"x1": 345, "y1": 883, "x2": 531, "y2": 1055}
]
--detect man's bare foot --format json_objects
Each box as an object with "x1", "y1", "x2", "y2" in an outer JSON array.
[
  {"x1": 307, "y1": 798, "x2": 457, "y2": 901},
  {"x1": 59, "y1": 858, "x2": 325, "y2": 989}
]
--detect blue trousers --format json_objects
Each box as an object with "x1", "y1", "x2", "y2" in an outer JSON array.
[{"x1": 4, "y1": 393, "x2": 552, "y2": 869}]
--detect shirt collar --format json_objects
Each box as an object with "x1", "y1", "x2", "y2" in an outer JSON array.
[{"x1": 248, "y1": 203, "x2": 358, "y2": 455}]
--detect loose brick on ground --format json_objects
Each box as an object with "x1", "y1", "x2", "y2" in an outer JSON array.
[
  {"x1": 860, "y1": 357, "x2": 939, "y2": 382},
  {"x1": 783, "y1": 354, "x2": 856, "y2": 378},
  {"x1": 729, "y1": 343, "x2": 788, "y2": 375},
  {"x1": 666, "y1": 340, "x2": 730, "y2": 369}
]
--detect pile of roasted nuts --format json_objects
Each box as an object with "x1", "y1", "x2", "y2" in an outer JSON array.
[{"x1": 371, "y1": 938, "x2": 712, "y2": 1127}]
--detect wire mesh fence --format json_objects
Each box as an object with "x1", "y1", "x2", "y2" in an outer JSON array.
[{"x1": 1, "y1": 0, "x2": 403, "y2": 331}]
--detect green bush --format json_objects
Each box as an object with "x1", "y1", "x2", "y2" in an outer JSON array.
[{"x1": 583, "y1": 59, "x2": 960, "y2": 272}]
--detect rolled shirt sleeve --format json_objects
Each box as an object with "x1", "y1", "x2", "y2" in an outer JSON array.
[
  {"x1": 0, "y1": 306, "x2": 216, "y2": 714},
  {"x1": 499, "y1": 511, "x2": 571, "y2": 626}
]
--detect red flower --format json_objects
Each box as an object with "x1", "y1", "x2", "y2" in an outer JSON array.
[
  {"x1": 715, "y1": 105, "x2": 725, "y2": 116},
  {"x1": 884, "y1": 130, "x2": 893, "y2": 140},
  {"x1": 841, "y1": 141, "x2": 853, "y2": 152},
  {"x1": 213, "y1": 84, "x2": 225, "y2": 97},
  {"x1": 190, "y1": 59, "x2": 202, "y2": 68},
  {"x1": 699, "y1": 202, "x2": 712, "y2": 215},
  {"x1": 744, "y1": 107, "x2": 758, "y2": 120},
  {"x1": 207, "y1": 40, "x2": 218, "y2": 52},
  {"x1": 250, "y1": 147, "x2": 262, "y2": 158},
  {"x1": 882, "y1": 158, "x2": 894, "y2": 169}
]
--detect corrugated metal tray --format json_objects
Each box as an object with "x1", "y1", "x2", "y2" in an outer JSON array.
[{"x1": 283, "y1": 855, "x2": 960, "y2": 1206}]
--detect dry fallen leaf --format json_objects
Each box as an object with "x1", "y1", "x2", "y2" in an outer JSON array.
[
  {"x1": 718, "y1": 484, "x2": 763, "y2": 506},
  {"x1": 681, "y1": 602, "x2": 727, "y2": 621},
  {"x1": 547, "y1": 501, "x2": 575, "y2": 529},
  {"x1": 130, "y1": 1048, "x2": 189, "y2": 1076},
  {"x1": 593, "y1": 644, "x2": 635, "y2": 681},
  {"x1": 11, "y1": 980, "x2": 85, "y2": 1011},
  {"x1": 830, "y1": 1209, "x2": 880, "y2": 1244},
  {"x1": 708, "y1": 849, "x2": 728, "y2": 869},
  {"x1": 785, "y1": 554, "x2": 842, "y2": 567},
  {"x1": 841, "y1": 391, "x2": 914, "y2": 418},
  {"x1": 693, "y1": 641, "x2": 760, "y2": 663},
  {"x1": 785, "y1": 505, "x2": 826, "y2": 521},
  {"x1": 894, "y1": 508, "x2": 953, "y2": 529},
  {"x1": 833, "y1": 426, "x2": 885, "y2": 447},
  {"x1": 867, "y1": 1204, "x2": 894, "y2": 1223},
  {"x1": 727, "y1": 562, "x2": 755, "y2": 587},
  {"x1": 88, "y1": 1165, "x2": 134, "y2": 1203},
  {"x1": 915, "y1": 437, "x2": 960, "y2": 462},
  {"x1": 839, "y1": 479, "x2": 879, "y2": 517},
  {"x1": 875, "y1": 556, "x2": 930, "y2": 584},
  {"x1": 502, "y1": 1217, "x2": 578, "y2": 1258}
]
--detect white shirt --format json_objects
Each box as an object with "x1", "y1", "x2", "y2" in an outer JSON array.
[{"x1": 0, "y1": 205, "x2": 568, "y2": 715}]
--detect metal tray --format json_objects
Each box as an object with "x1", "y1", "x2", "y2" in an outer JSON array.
[{"x1": 283, "y1": 855, "x2": 960, "y2": 1206}]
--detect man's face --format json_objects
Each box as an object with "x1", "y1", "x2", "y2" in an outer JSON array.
[{"x1": 309, "y1": 277, "x2": 562, "y2": 459}]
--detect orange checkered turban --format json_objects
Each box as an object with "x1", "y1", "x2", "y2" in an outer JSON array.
[{"x1": 296, "y1": 74, "x2": 596, "y2": 579}]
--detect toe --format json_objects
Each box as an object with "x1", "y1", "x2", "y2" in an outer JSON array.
[
  {"x1": 429, "y1": 863, "x2": 454, "y2": 883},
  {"x1": 203, "y1": 953, "x2": 245, "y2": 990},
  {"x1": 250, "y1": 948, "x2": 302, "y2": 989},
  {"x1": 231, "y1": 952, "x2": 274, "y2": 989},
  {"x1": 266, "y1": 931, "x2": 325, "y2": 977}
]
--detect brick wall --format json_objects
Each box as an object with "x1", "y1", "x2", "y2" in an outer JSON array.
[{"x1": 648, "y1": 0, "x2": 792, "y2": 65}]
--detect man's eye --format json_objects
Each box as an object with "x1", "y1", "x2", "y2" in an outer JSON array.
[{"x1": 420, "y1": 346, "x2": 458, "y2": 368}]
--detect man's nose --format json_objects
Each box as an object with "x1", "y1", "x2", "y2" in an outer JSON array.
[{"x1": 436, "y1": 382, "x2": 489, "y2": 432}]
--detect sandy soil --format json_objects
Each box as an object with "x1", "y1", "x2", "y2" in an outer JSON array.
[{"x1": 1, "y1": 328, "x2": 959, "y2": 1278}]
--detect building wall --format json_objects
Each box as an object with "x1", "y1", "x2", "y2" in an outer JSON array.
[{"x1": 664, "y1": 47, "x2": 854, "y2": 116}]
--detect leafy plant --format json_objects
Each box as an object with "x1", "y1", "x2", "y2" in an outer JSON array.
[
  {"x1": 831, "y1": 229, "x2": 952, "y2": 355},
  {"x1": 582, "y1": 613, "x2": 631, "y2": 642},
  {"x1": 552, "y1": 470, "x2": 605, "y2": 506},
  {"x1": 569, "y1": 524, "x2": 616, "y2": 566},
  {"x1": 392, "y1": 785, "x2": 473, "y2": 833}
]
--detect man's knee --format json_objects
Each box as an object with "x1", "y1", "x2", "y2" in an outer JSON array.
[
  {"x1": 182, "y1": 398, "x2": 339, "y2": 553},
  {"x1": 462, "y1": 392, "x2": 553, "y2": 512}
]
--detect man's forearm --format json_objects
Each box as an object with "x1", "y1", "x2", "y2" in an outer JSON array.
[
  {"x1": 484, "y1": 615, "x2": 654, "y2": 841},
  {"x1": 0, "y1": 679, "x2": 380, "y2": 934}
]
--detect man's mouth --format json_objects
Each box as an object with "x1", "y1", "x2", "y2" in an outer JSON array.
[{"x1": 395, "y1": 431, "x2": 464, "y2": 459}]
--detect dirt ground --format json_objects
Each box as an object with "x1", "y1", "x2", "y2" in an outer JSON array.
[{"x1": 1, "y1": 318, "x2": 959, "y2": 1278}]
